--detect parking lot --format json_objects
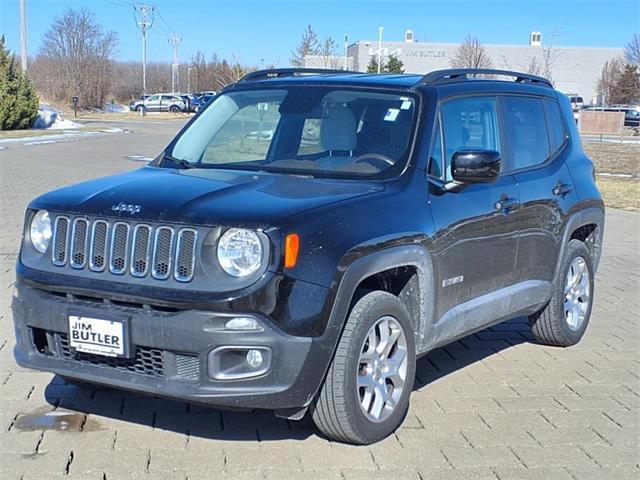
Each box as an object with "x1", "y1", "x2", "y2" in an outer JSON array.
[{"x1": 0, "y1": 119, "x2": 638, "y2": 479}]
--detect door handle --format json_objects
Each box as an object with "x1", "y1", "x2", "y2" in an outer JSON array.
[
  {"x1": 494, "y1": 194, "x2": 519, "y2": 213},
  {"x1": 553, "y1": 181, "x2": 574, "y2": 197}
]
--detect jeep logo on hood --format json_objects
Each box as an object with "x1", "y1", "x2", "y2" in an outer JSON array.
[{"x1": 111, "y1": 202, "x2": 142, "y2": 214}]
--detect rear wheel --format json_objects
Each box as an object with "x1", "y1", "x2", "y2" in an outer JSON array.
[
  {"x1": 311, "y1": 291, "x2": 416, "y2": 444},
  {"x1": 169, "y1": 105, "x2": 180, "y2": 113},
  {"x1": 529, "y1": 239, "x2": 594, "y2": 346}
]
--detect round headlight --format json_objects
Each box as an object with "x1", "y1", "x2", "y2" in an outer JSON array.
[
  {"x1": 30, "y1": 210, "x2": 52, "y2": 254},
  {"x1": 217, "y1": 228, "x2": 262, "y2": 277}
]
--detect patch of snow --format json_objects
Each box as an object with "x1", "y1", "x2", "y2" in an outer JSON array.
[
  {"x1": 24, "y1": 140, "x2": 58, "y2": 146},
  {"x1": 104, "y1": 102, "x2": 129, "y2": 113},
  {"x1": 33, "y1": 104, "x2": 81, "y2": 130},
  {"x1": 101, "y1": 127, "x2": 123, "y2": 133}
]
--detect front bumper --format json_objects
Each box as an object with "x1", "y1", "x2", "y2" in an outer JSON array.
[{"x1": 12, "y1": 282, "x2": 326, "y2": 410}]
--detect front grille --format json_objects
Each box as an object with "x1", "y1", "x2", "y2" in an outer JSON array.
[
  {"x1": 50, "y1": 215, "x2": 198, "y2": 282},
  {"x1": 57, "y1": 333, "x2": 165, "y2": 377}
]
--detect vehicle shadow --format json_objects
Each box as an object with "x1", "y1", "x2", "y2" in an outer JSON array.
[{"x1": 42, "y1": 317, "x2": 534, "y2": 442}]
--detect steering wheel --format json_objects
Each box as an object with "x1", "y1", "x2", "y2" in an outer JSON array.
[{"x1": 353, "y1": 153, "x2": 395, "y2": 169}]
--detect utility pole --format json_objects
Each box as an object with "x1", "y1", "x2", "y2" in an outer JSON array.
[
  {"x1": 187, "y1": 67, "x2": 192, "y2": 93},
  {"x1": 343, "y1": 34, "x2": 348, "y2": 70},
  {"x1": 168, "y1": 33, "x2": 182, "y2": 93},
  {"x1": 377, "y1": 26, "x2": 384, "y2": 74},
  {"x1": 134, "y1": 4, "x2": 154, "y2": 96},
  {"x1": 19, "y1": 0, "x2": 27, "y2": 72}
]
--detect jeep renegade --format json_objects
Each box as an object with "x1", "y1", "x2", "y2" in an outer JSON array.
[{"x1": 12, "y1": 68, "x2": 604, "y2": 444}]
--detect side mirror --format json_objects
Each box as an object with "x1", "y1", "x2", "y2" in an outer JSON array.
[{"x1": 446, "y1": 150, "x2": 501, "y2": 191}]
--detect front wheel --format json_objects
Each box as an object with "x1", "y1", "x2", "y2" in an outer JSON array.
[
  {"x1": 529, "y1": 239, "x2": 594, "y2": 346},
  {"x1": 311, "y1": 290, "x2": 416, "y2": 444}
]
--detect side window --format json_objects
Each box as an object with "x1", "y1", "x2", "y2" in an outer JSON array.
[
  {"x1": 502, "y1": 96, "x2": 549, "y2": 170},
  {"x1": 148, "y1": 95, "x2": 159, "y2": 102},
  {"x1": 441, "y1": 96, "x2": 500, "y2": 181},
  {"x1": 543, "y1": 100, "x2": 566, "y2": 154},
  {"x1": 427, "y1": 117, "x2": 443, "y2": 178}
]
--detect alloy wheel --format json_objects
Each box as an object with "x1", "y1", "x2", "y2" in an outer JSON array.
[
  {"x1": 357, "y1": 316, "x2": 408, "y2": 422},
  {"x1": 564, "y1": 256, "x2": 591, "y2": 331}
]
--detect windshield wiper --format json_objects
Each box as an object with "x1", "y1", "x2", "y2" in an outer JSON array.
[{"x1": 161, "y1": 154, "x2": 194, "y2": 169}]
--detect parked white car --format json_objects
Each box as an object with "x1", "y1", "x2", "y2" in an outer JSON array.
[{"x1": 129, "y1": 94, "x2": 187, "y2": 113}]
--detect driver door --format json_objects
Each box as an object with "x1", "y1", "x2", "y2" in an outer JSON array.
[{"x1": 427, "y1": 96, "x2": 520, "y2": 343}]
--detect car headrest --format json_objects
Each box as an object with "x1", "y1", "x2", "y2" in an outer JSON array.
[{"x1": 320, "y1": 106, "x2": 356, "y2": 151}]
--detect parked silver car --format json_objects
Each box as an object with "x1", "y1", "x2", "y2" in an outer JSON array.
[{"x1": 129, "y1": 94, "x2": 187, "y2": 113}]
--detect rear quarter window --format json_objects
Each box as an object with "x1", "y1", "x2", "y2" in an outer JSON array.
[{"x1": 543, "y1": 100, "x2": 567, "y2": 154}]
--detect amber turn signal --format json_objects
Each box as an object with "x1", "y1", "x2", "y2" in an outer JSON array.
[{"x1": 284, "y1": 233, "x2": 300, "y2": 269}]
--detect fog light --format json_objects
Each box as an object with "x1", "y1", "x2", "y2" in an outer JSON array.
[
  {"x1": 208, "y1": 346, "x2": 272, "y2": 380},
  {"x1": 246, "y1": 349, "x2": 263, "y2": 369},
  {"x1": 225, "y1": 317, "x2": 262, "y2": 331}
]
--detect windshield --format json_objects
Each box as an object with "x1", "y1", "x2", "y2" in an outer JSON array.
[{"x1": 168, "y1": 86, "x2": 418, "y2": 178}]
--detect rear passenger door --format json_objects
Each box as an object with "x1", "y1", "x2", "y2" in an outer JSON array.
[
  {"x1": 428, "y1": 96, "x2": 520, "y2": 338},
  {"x1": 501, "y1": 95, "x2": 578, "y2": 285}
]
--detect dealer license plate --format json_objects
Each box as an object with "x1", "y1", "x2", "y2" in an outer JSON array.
[{"x1": 68, "y1": 316, "x2": 125, "y2": 357}]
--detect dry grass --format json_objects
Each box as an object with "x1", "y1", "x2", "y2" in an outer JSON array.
[
  {"x1": 596, "y1": 177, "x2": 640, "y2": 211},
  {"x1": 0, "y1": 129, "x2": 60, "y2": 140},
  {"x1": 583, "y1": 142, "x2": 640, "y2": 177}
]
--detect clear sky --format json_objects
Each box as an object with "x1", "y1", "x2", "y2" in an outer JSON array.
[{"x1": 1, "y1": 0, "x2": 638, "y2": 67}]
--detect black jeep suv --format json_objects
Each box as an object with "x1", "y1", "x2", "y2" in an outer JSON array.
[{"x1": 13, "y1": 68, "x2": 604, "y2": 444}]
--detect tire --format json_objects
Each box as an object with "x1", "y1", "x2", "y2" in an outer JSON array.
[
  {"x1": 135, "y1": 105, "x2": 145, "y2": 113},
  {"x1": 529, "y1": 239, "x2": 594, "y2": 346},
  {"x1": 169, "y1": 105, "x2": 180, "y2": 113},
  {"x1": 311, "y1": 290, "x2": 416, "y2": 444}
]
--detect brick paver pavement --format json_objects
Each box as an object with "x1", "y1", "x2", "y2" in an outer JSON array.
[{"x1": 1, "y1": 122, "x2": 638, "y2": 479}]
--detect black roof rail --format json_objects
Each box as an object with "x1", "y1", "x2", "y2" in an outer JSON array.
[
  {"x1": 417, "y1": 69, "x2": 553, "y2": 88},
  {"x1": 239, "y1": 68, "x2": 359, "y2": 83}
]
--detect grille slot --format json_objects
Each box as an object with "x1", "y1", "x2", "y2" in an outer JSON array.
[
  {"x1": 70, "y1": 219, "x2": 89, "y2": 268},
  {"x1": 52, "y1": 216, "x2": 69, "y2": 266},
  {"x1": 152, "y1": 227, "x2": 174, "y2": 280},
  {"x1": 174, "y1": 229, "x2": 197, "y2": 282},
  {"x1": 89, "y1": 220, "x2": 109, "y2": 272},
  {"x1": 130, "y1": 224, "x2": 152, "y2": 277},
  {"x1": 109, "y1": 222, "x2": 130, "y2": 274},
  {"x1": 175, "y1": 353, "x2": 200, "y2": 381}
]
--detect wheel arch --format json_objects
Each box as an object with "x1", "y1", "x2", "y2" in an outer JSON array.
[
  {"x1": 555, "y1": 206, "x2": 604, "y2": 282},
  {"x1": 325, "y1": 243, "x2": 436, "y2": 356}
]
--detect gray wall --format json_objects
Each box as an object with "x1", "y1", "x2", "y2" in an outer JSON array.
[{"x1": 305, "y1": 40, "x2": 623, "y2": 102}]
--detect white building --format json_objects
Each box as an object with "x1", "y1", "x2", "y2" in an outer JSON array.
[{"x1": 304, "y1": 32, "x2": 623, "y2": 103}]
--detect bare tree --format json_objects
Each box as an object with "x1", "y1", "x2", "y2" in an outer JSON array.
[
  {"x1": 212, "y1": 55, "x2": 248, "y2": 89},
  {"x1": 596, "y1": 58, "x2": 624, "y2": 105},
  {"x1": 290, "y1": 25, "x2": 320, "y2": 67},
  {"x1": 537, "y1": 30, "x2": 563, "y2": 83},
  {"x1": 625, "y1": 34, "x2": 640, "y2": 65},
  {"x1": 34, "y1": 8, "x2": 117, "y2": 108},
  {"x1": 320, "y1": 37, "x2": 338, "y2": 68},
  {"x1": 450, "y1": 35, "x2": 493, "y2": 69}
]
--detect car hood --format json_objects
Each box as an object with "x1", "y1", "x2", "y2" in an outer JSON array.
[{"x1": 30, "y1": 166, "x2": 383, "y2": 228}]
